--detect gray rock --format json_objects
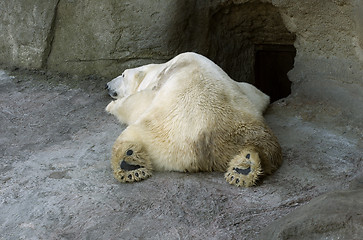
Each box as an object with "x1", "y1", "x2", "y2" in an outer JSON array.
[
  {"x1": 46, "y1": 0, "x2": 207, "y2": 78},
  {"x1": 0, "y1": 0, "x2": 59, "y2": 68},
  {"x1": 259, "y1": 184, "x2": 363, "y2": 239},
  {"x1": 2, "y1": 0, "x2": 361, "y2": 81}
]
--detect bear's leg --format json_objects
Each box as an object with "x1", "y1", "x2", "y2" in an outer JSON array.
[
  {"x1": 224, "y1": 146, "x2": 262, "y2": 187},
  {"x1": 106, "y1": 90, "x2": 156, "y2": 125},
  {"x1": 112, "y1": 129, "x2": 153, "y2": 183}
]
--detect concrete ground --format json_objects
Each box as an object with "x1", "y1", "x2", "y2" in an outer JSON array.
[{"x1": 0, "y1": 68, "x2": 362, "y2": 239}]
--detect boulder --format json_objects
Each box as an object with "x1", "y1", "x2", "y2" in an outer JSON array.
[
  {"x1": 260, "y1": 175, "x2": 363, "y2": 239},
  {"x1": 0, "y1": 0, "x2": 59, "y2": 68}
]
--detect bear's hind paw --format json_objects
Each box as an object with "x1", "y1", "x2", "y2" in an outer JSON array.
[
  {"x1": 114, "y1": 167, "x2": 152, "y2": 183},
  {"x1": 225, "y1": 149, "x2": 262, "y2": 187}
]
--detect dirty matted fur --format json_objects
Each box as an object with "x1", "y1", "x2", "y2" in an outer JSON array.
[{"x1": 106, "y1": 52, "x2": 282, "y2": 187}]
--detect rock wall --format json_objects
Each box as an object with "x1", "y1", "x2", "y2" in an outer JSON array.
[
  {"x1": 274, "y1": 0, "x2": 363, "y2": 123},
  {"x1": 206, "y1": 1, "x2": 296, "y2": 83},
  {"x1": 46, "y1": 0, "x2": 199, "y2": 77},
  {"x1": 0, "y1": 0, "x2": 59, "y2": 69},
  {"x1": 2, "y1": 0, "x2": 361, "y2": 77},
  {"x1": 1, "y1": 0, "x2": 362, "y2": 117}
]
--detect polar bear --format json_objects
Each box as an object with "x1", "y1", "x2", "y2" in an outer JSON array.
[{"x1": 106, "y1": 52, "x2": 282, "y2": 187}]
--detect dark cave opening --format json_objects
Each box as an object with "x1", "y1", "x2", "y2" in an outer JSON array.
[
  {"x1": 254, "y1": 44, "x2": 296, "y2": 102},
  {"x1": 204, "y1": 2, "x2": 297, "y2": 102}
]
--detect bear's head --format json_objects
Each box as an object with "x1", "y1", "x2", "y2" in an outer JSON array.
[
  {"x1": 105, "y1": 67, "x2": 147, "y2": 99},
  {"x1": 105, "y1": 63, "x2": 166, "y2": 99}
]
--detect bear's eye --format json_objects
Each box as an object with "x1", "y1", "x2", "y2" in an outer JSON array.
[
  {"x1": 122, "y1": 73, "x2": 125, "y2": 78},
  {"x1": 126, "y1": 149, "x2": 133, "y2": 156}
]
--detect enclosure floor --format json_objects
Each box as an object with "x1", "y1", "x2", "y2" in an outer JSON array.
[{"x1": 0, "y1": 69, "x2": 362, "y2": 239}]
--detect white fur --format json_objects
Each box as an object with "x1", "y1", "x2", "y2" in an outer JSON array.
[
  {"x1": 106, "y1": 52, "x2": 269, "y2": 121},
  {"x1": 107, "y1": 52, "x2": 271, "y2": 171},
  {"x1": 106, "y1": 64, "x2": 166, "y2": 99}
]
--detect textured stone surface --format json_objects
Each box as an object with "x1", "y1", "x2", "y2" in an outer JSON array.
[
  {"x1": 288, "y1": 57, "x2": 363, "y2": 127},
  {"x1": 274, "y1": 0, "x2": 358, "y2": 59},
  {"x1": 206, "y1": 1, "x2": 296, "y2": 83},
  {"x1": 45, "y1": 0, "x2": 296, "y2": 80},
  {"x1": 3, "y1": 0, "x2": 361, "y2": 79},
  {"x1": 0, "y1": 0, "x2": 59, "y2": 68},
  {"x1": 0, "y1": 68, "x2": 362, "y2": 239},
  {"x1": 260, "y1": 179, "x2": 363, "y2": 239},
  {"x1": 46, "y1": 0, "x2": 207, "y2": 78}
]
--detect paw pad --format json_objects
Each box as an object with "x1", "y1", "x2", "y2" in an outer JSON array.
[
  {"x1": 225, "y1": 149, "x2": 262, "y2": 187},
  {"x1": 120, "y1": 160, "x2": 142, "y2": 171},
  {"x1": 233, "y1": 167, "x2": 251, "y2": 175}
]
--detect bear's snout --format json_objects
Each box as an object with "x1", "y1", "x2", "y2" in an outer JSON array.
[{"x1": 105, "y1": 83, "x2": 118, "y2": 98}]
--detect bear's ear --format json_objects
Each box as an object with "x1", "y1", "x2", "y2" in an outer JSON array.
[
  {"x1": 132, "y1": 71, "x2": 146, "y2": 90},
  {"x1": 135, "y1": 71, "x2": 146, "y2": 82}
]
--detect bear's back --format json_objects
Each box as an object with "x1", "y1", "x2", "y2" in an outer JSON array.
[{"x1": 137, "y1": 53, "x2": 264, "y2": 171}]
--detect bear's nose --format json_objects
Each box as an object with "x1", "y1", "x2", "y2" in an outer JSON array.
[
  {"x1": 110, "y1": 91, "x2": 117, "y2": 98},
  {"x1": 105, "y1": 84, "x2": 118, "y2": 98}
]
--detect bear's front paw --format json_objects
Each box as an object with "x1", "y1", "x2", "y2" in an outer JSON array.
[
  {"x1": 225, "y1": 149, "x2": 262, "y2": 187},
  {"x1": 111, "y1": 143, "x2": 153, "y2": 183},
  {"x1": 114, "y1": 165, "x2": 152, "y2": 183},
  {"x1": 105, "y1": 100, "x2": 116, "y2": 113}
]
